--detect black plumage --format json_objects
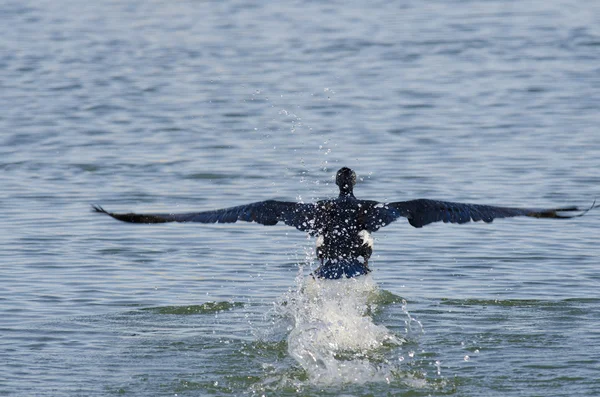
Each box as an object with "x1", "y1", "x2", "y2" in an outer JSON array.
[{"x1": 93, "y1": 167, "x2": 596, "y2": 279}]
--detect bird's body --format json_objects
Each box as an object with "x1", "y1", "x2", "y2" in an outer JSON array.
[
  {"x1": 307, "y1": 194, "x2": 376, "y2": 278},
  {"x1": 93, "y1": 167, "x2": 596, "y2": 279}
]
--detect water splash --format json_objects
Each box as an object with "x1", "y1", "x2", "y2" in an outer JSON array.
[
  {"x1": 275, "y1": 272, "x2": 404, "y2": 384},
  {"x1": 247, "y1": 267, "x2": 455, "y2": 393}
]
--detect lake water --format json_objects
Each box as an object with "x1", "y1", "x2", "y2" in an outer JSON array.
[{"x1": 1, "y1": 0, "x2": 600, "y2": 396}]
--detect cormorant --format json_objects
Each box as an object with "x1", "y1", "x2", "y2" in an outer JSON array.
[{"x1": 93, "y1": 167, "x2": 596, "y2": 279}]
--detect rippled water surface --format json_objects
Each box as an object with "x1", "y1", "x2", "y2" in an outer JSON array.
[{"x1": 2, "y1": 0, "x2": 600, "y2": 396}]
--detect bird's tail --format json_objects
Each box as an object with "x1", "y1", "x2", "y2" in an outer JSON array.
[{"x1": 312, "y1": 258, "x2": 370, "y2": 279}]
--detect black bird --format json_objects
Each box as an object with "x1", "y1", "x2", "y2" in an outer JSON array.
[{"x1": 93, "y1": 167, "x2": 596, "y2": 279}]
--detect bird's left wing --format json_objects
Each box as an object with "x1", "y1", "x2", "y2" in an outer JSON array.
[
  {"x1": 92, "y1": 200, "x2": 320, "y2": 233},
  {"x1": 362, "y1": 199, "x2": 596, "y2": 230}
]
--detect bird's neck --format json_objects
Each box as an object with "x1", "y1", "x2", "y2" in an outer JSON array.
[{"x1": 338, "y1": 188, "x2": 355, "y2": 198}]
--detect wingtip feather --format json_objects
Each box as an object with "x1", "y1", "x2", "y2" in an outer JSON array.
[{"x1": 91, "y1": 204, "x2": 107, "y2": 214}]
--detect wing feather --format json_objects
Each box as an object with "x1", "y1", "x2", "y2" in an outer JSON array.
[
  {"x1": 364, "y1": 199, "x2": 595, "y2": 229},
  {"x1": 92, "y1": 200, "x2": 319, "y2": 233}
]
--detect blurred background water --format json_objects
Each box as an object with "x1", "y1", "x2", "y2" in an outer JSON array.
[{"x1": 1, "y1": 0, "x2": 599, "y2": 395}]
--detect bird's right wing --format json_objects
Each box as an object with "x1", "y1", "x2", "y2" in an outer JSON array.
[
  {"x1": 379, "y1": 199, "x2": 597, "y2": 229},
  {"x1": 92, "y1": 200, "x2": 321, "y2": 233}
]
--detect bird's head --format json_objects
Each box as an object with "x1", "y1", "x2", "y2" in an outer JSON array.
[{"x1": 336, "y1": 167, "x2": 356, "y2": 196}]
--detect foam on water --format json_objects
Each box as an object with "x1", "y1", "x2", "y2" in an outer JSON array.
[{"x1": 275, "y1": 271, "x2": 414, "y2": 385}]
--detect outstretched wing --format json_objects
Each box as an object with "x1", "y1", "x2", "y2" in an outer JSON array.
[
  {"x1": 364, "y1": 199, "x2": 596, "y2": 230},
  {"x1": 92, "y1": 200, "x2": 320, "y2": 233}
]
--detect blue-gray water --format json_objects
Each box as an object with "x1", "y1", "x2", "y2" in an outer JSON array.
[{"x1": 2, "y1": 0, "x2": 600, "y2": 396}]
